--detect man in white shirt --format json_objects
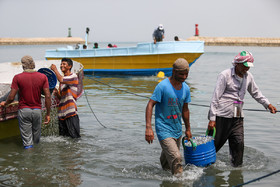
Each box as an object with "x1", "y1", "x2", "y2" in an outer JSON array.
[{"x1": 208, "y1": 51, "x2": 277, "y2": 167}]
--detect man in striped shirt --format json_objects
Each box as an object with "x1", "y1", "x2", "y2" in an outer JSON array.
[{"x1": 51, "y1": 58, "x2": 80, "y2": 138}]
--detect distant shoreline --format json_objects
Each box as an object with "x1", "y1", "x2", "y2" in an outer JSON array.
[
  {"x1": 0, "y1": 37, "x2": 85, "y2": 45},
  {"x1": 1, "y1": 36, "x2": 280, "y2": 47},
  {"x1": 187, "y1": 36, "x2": 280, "y2": 47}
]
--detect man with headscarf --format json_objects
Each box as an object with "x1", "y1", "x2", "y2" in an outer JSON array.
[
  {"x1": 207, "y1": 51, "x2": 277, "y2": 167},
  {"x1": 145, "y1": 58, "x2": 192, "y2": 175},
  {"x1": 0, "y1": 55, "x2": 51, "y2": 149},
  {"x1": 153, "y1": 24, "x2": 165, "y2": 44}
]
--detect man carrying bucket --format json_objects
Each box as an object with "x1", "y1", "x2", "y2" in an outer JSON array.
[
  {"x1": 207, "y1": 51, "x2": 277, "y2": 167},
  {"x1": 145, "y1": 58, "x2": 192, "y2": 175}
]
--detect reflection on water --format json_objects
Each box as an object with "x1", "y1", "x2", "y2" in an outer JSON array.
[
  {"x1": 1, "y1": 46, "x2": 280, "y2": 186},
  {"x1": 0, "y1": 136, "x2": 82, "y2": 186}
]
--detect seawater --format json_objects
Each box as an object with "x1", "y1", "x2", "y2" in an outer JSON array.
[{"x1": 0, "y1": 44, "x2": 280, "y2": 187}]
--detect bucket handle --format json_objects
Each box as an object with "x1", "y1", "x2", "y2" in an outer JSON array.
[
  {"x1": 182, "y1": 136, "x2": 197, "y2": 150},
  {"x1": 206, "y1": 127, "x2": 216, "y2": 138}
]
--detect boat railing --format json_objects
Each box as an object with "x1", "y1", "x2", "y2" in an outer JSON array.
[{"x1": 46, "y1": 41, "x2": 204, "y2": 58}]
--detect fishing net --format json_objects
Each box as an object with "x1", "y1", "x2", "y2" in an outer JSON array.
[{"x1": 41, "y1": 95, "x2": 59, "y2": 136}]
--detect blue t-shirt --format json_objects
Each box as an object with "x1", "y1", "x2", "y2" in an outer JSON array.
[{"x1": 151, "y1": 78, "x2": 191, "y2": 141}]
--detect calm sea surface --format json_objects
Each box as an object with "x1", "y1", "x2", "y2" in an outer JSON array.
[{"x1": 0, "y1": 44, "x2": 280, "y2": 187}]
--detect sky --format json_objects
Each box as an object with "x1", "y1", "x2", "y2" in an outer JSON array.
[{"x1": 0, "y1": 0, "x2": 280, "y2": 43}]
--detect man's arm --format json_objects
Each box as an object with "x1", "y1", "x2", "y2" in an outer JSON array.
[
  {"x1": 43, "y1": 87, "x2": 51, "y2": 124},
  {"x1": 0, "y1": 88, "x2": 17, "y2": 107},
  {"x1": 182, "y1": 103, "x2": 192, "y2": 140},
  {"x1": 50, "y1": 64, "x2": 64, "y2": 83},
  {"x1": 145, "y1": 99, "x2": 157, "y2": 144}
]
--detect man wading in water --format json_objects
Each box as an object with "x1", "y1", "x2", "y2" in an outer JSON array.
[
  {"x1": 145, "y1": 58, "x2": 192, "y2": 175},
  {"x1": 207, "y1": 51, "x2": 277, "y2": 167},
  {"x1": 0, "y1": 55, "x2": 51, "y2": 149},
  {"x1": 51, "y1": 58, "x2": 81, "y2": 138}
]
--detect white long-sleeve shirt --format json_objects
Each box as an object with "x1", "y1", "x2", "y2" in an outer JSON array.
[{"x1": 208, "y1": 67, "x2": 270, "y2": 121}]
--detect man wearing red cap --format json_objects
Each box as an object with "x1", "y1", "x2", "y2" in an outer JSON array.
[{"x1": 207, "y1": 51, "x2": 277, "y2": 167}]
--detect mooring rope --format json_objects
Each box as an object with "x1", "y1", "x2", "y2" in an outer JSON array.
[
  {"x1": 83, "y1": 89, "x2": 107, "y2": 128},
  {"x1": 233, "y1": 169, "x2": 280, "y2": 187},
  {"x1": 86, "y1": 77, "x2": 279, "y2": 112},
  {"x1": 84, "y1": 76, "x2": 280, "y2": 185}
]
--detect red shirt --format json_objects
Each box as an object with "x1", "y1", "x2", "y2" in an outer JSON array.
[{"x1": 11, "y1": 72, "x2": 49, "y2": 109}]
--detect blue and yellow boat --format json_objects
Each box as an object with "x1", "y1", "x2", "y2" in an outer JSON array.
[{"x1": 45, "y1": 41, "x2": 204, "y2": 76}]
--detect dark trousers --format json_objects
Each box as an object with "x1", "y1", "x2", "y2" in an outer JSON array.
[
  {"x1": 59, "y1": 115, "x2": 81, "y2": 138},
  {"x1": 214, "y1": 116, "x2": 244, "y2": 167}
]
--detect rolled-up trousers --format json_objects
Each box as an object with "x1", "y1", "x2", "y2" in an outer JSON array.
[{"x1": 159, "y1": 137, "x2": 182, "y2": 174}]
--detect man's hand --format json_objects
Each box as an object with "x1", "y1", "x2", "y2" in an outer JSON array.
[
  {"x1": 50, "y1": 64, "x2": 58, "y2": 72},
  {"x1": 145, "y1": 127, "x2": 154, "y2": 144},
  {"x1": 185, "y1": 130, "x2": 192, "y2": 140},
  {"x1": 44, "y1": 115, "x2": 50, "y2": 124},
  {"x1": 0, "y1": 101, "x2": 6, "y2": 107},
  {"x1": 208, "y1": 120, "x2": 216, "y2": 129},
  {"x1": 268, "y1": 104, "x2": 277, "y2": 114}
]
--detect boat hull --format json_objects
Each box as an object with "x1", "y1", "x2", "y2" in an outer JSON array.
[
  {"x1": 0, "y1": 118, "x2": 20, "y2": 140},
  {"x1": 46, "y1": 52, "x2": 202, "y2": 76},
  {"x1": 45, "y1": 41, "x2": 204, "y2": 76}
]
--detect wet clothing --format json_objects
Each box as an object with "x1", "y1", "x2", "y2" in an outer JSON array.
[
  {"x1": 58, "y1": 73, "x2": 80, "y2": 138},
  {"x1": 153, "y1": 28, "x2": 165, "y2": 42},
  {"x1": 151, "y1": 78, "x2": 191, "y2": 141},
  {"x1": 160, "y1": 137, "x2": 182, "y2": 174},
  {"x1": 18, "y1": 108, "x2": 42, "y2": 148},
  {"x1": 11, "y1": 71, "x2": 49, "y2": 148},
  {"x1": 151, "y1": 78, "x2": 191, "y2": 173},
  {"x1": 214, "y1": 117, "x2": 244, "y2": 167},
  {"x1": 209, "y1": 67, "x2": 271, "y2": 166},
  {"x1": 59, "y1": 115, "x2": 80, "y2": 138},
  {"x1": 11, "y1": 72, "x2": 49, "y2": 109}
]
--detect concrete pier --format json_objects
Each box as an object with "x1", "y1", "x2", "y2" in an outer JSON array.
[
  {"x1": 187, "y1": 36, "x2": 280, "y2": 47},
  {"x1": 1, "y1": 36, "x2": 280, "y2": 46},
  {"x1": 0, "y1": 37, "x2": 85, "y2": 45}
]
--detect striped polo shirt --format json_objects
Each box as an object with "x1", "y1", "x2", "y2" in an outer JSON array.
[{"x1": 58, "y1": 73, "x2": 79, "y2": 120}]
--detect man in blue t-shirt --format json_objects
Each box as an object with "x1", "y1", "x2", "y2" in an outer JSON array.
[{"x1": 145, "y1": 58, "x2": 192, "y2": 175}]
